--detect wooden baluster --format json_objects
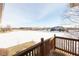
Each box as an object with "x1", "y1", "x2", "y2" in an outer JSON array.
[
  {"x1": 72, "y1": 41, "x2": 74, "y2": 54},
  {"x1": 34, "y1": 49, "x2": 36, "y2": 56},
  {"x1": 32, "y1": 50, "x2": 34, "y2": 56},
  {"x1": 75, "y1": 41, "x2": 76, "y2": 55},
  {"x1": 69, "y1": 40, "x2": 70, "y2": 52},
  {"x1": 66, "y1": 40, "x2": 67, "y2": 51},
  {"x1": 64, "y1": 39, "x2": 65, "y2": 50},
  {"x1": 36, "y1": 48, "x2": 38, "y2": 56},
  {"x1": 61, "y1": 39, "x2": 63, "y2": 49},
  {"x1": 57, "y1": 39, "x2": 58, "y2": 48},
  {"x1": 30, "y1": 51, "x2": 32, "y2": 56},
  {"x1": 60, "y1": 39, "x2": 61, "y2": 48},
  {"x1": 68, "y1": 40, "x2": 69, "y2": 52},
  {"x1": 28, "y1": 51, "x2": 31, "y2": 56},
  {"x1": 71, "y1": 41, "x2": 73, "y2": 53},
  {"x1": 57, "y1": 39, "x2": 59, "y2": 48},
  {"x1": 35, "y1": 49, "x2": 37, "y2": 56},
  {"x1": 63, "y1": 39, "x2": 64, "y2": 50},
  {"x1": 58, "y1": 39, "x2": 60, "y2": 49},
  {"x1": 55, "y1": 38, "x2": 57, "y2": 48},
  {"x1": 77, "y1": 41, "x2": 78, "y2": 55},
  {"x1": 33, "y1": 49, "x2": 35, "y2": 56},
  {"x1": 70, "y1": 41, "x2": 72, "y2": 52},
  {"x1": 62, "y1": 39, "x2": 63, "y2": 49},
  {"x1": 27, "y1": 53, "x2": 29, "y2": 56},
  {"x1": 71, "y1": 41, "x2": 72, "y2": 53},
  {"x1": 59, "y1": 39, "x2": 60, "y2": 48}
]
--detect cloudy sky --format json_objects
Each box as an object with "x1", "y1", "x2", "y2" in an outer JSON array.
[{"x1": 1, "y1": 3, "x2": 69, "y2": 27}]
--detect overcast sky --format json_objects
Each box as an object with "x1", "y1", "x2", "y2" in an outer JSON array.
[{"x1": 1, "y1": 3, "x2": 68, "y2": 27}]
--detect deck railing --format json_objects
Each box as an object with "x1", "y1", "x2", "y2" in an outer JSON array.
[
  {"x1": 13, "y1": 35, "x2": 79, "y2": 56},
  {"x1": 55, "y1": 36, "x2": 79, "y2": 56},
  {"x1": 13, "y1": 37, "x2": 55, "y2": 56}
]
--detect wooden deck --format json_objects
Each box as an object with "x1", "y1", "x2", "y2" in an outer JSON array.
[
  {"x1": 13, "y1": 35, "x2": 79, "y2": 56},
  {"x1": 50, "y1": 49, "x2": 73, "y2": 56}
]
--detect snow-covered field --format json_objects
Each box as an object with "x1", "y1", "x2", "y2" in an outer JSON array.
[
  {"x1": 0, "y1": 30, "x2": 54, "y2": 48},
  {"x1": 68, "y1": 30, "x2": 79, "y2": 39},
  {"x1": 0, "y1": 30, "x2": 78, "y2": 48}
]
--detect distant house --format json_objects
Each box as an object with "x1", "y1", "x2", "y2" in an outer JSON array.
[{"x1": 50, "y1": 26, "x2": 65, "y2": 32}]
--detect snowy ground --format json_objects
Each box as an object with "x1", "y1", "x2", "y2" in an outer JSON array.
[
  {"x1": 0, "y1": 30, "x2": 54, "y2": 48},
  {"x1": 0, "y1": 30, "x2": 78, "y2": 48}
]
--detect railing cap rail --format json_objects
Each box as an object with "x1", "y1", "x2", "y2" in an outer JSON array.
[
  {"x1": 56, "y1": 36, "x2": 79, "y2": 41},
  {"x1": 13, "y1": 37, "x2": 53, "y2": 56}
]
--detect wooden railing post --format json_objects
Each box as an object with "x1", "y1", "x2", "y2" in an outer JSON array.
[
  {"x1": 40, "y1": 38, "x2": 44, "y2": 56},
  {"x1": 53, "y1": 34, "x2": 56, "y2": 50}
]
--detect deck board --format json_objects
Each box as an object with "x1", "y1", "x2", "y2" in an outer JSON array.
[{"x1": 49, "y1": 49, "x2": 73, "y2": 56}]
